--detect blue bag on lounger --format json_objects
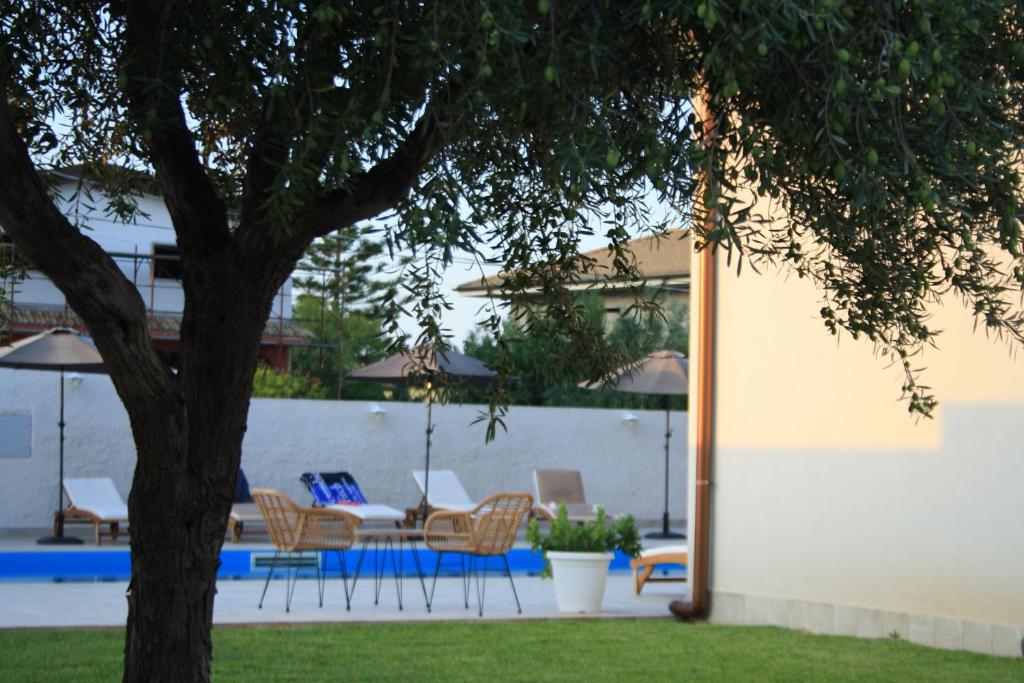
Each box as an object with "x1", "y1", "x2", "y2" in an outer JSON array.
[
  {"x1": 300, "y1": 472, "x2": 336, "y2": 507},
  {"x1": 300, "y1": 471, "x2": 370, "y2": 506},
  {"x1": 340, "y1": 473, "x2": 369, "y2": 504}
]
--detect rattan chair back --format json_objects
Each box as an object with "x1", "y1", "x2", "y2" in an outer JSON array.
[
  {"x1": 470, "y1": 492, "x2": 533, "y2": 556},
  {"x1": 251, "y1": 488, "x2": 360, "y2": 552},
  {"x1": 252, "y1": 488, "x2": 303, "y2": 550}
]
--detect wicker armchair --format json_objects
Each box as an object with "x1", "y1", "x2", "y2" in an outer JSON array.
[
  {"x1": 252, "y1": 488, "x2": 360, "y2": 612},
  {"x1": 423, "y1": 492, "x2": 533, "y2": 616}
]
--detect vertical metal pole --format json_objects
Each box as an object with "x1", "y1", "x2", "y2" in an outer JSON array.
[
  {"x1": 423, "y1": 384, "x2": 433, "y2": 525},
  {"x1": 663, "y1": 399, "x2": 671, "y2": 535},
  {"x1": 56, "y1": 368, "x2": 66, "y2": 538}
]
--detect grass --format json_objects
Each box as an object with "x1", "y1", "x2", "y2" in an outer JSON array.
[{"x1": 0, "y1": 620, "x2": 1020, "y2": 682}]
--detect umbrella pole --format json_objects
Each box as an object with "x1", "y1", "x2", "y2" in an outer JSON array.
[
  {"x1": 423, "y1": 386, "x2": 433, "y2": 525},
  {"x1": 663, "y1": 401, "x2": 670, "y2": 534},
  {"x1": 646, "y1": 397, "x2": 686, "y2": 540},
  {"x1": 57, "y1": 368, "x2": 65, "y2": 537},
  {"x1": 37, "y1": 368, "x2": 82, "y2": 544}
]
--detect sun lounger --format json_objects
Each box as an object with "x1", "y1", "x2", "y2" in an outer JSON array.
[
  {"x1": 533, "y1": 469, "x2": 600, "y2": 523},
  {"x1": 412, "y1": 470, "x2": 478, "y2": 513},
  {"x1": 62, "y1": 478, "x2": 129, "y2": 545},
  {"x1": 630, "y1": 544, "x2": 688, "y2": 594},
  {"x1": 227, "y1": 468, "x2": 266, "y2": 542},
  {"x1": 300, "y1": 472, "x2": 405, "y2": 524},
  {"x1": 228, "y1": 503, "x2": 263, "y2": 542}
]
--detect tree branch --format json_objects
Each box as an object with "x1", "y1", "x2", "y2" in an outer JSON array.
[
  {"x1": 234, "y1": 107, "x2": 446, "y2": 290},
  {"x1": 304, "y1": 111, "x2": 445, "y2": 238},
  {"x1": 121, "y1": 1, "x2": 230, "y2": 260},
  {"x1": 0, "y1": 98, "x2": 178, "y2": 419},
  {"x1": 237, "y1": 16, "x2": 336, "y2": 233}
]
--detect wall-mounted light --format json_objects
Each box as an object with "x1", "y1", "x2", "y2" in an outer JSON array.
[
  {"x1": 621, "y1": 411, "x2": 638, "y2": 427},
  {"x1": 369, "y1": 403, "x2": 387, "y2": 419},
  {"x1": 66, "y1": 373, "x2": 84, "y2": 390}
]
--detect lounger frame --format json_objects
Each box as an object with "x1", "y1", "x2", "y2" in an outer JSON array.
[
  {"x1": 60, "y1": 508, "x2": 126, "y2": 545},
  {"x1": 630, "y1": 549, "x2": 688, "y2": 594}
]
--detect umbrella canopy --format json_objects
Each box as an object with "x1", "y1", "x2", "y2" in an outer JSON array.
[
  {"x1": 580, "y1": 349, "x2": 688, "y2": 539},
  {"x1": 582, "y1": 350, "x2": 688, "y2": 395},
  {"x1": 0, "y1": 327, "x2": 107, "y2": 373},
  {"x1": 348, "y1": 346, "x2": 497, "y2": 524},
  {"x1": 348, "y1": 345, "x2": 497, "y2": 388},
  {"x1": 0, "y1": 328, "x2": 107, "y2": 544}
]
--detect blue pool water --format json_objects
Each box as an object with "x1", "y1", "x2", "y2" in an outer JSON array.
[{"x1": 0, "y1": 549, "x2": 652, "y2": 583}]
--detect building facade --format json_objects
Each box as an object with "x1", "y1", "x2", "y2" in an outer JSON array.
[
  {"x1": 455, "y1": 229, "x2": 691, "y2": 328},
  {"x1": 1, "y1": 167, "x2": 309, "y2": 369}
]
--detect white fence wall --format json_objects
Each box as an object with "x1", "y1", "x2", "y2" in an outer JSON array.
[{"x1": 0, "y1": 368, "x2": 687, "y2": 529}]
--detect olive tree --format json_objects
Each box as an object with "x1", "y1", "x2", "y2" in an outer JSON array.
[{"x1": 0, "y1": 2, "x2": 1020, "y2": 681}]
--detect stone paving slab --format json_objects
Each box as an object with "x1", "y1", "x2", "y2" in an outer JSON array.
[{"x1": 0, "y1": 574, "x2": 685, "y2": 629}]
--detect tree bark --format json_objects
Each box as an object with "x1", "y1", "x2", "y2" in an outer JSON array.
[{"x1": 123, "y1": 269, "x2": 274, "y2": 682}]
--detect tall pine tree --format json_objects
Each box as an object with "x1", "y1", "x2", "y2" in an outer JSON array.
[{"x1": 291, "y1": 224, "x2": 396, "y2": 397}]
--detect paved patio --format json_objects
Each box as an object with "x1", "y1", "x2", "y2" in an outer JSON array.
[{"x1": 0, "y1": 574, "x2": 683, "y2": 629}]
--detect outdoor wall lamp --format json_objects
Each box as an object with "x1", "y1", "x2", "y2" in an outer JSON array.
[
  {"x1": 621, "y1": 411, "x2": 638, "y2": 427},
  {"x1": 66, "y1": 373, "x2": 84, "y2": 389},
  {"x1": 369, "y1": 403, "x2": 387, "y2": 418}
]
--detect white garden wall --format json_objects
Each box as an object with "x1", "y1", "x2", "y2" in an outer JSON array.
[{"x1": 0, "y1": 368, "x2": 686, "y2": 529}]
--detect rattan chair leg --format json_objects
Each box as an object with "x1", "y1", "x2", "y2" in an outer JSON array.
[
  {"x1": 350, "y1": 538, "x2": 370, "y2": 598},
  {"x1": 373, "y1": 538, "x2": 384, "y2": 606},
  {"x1": 428, "y1": 551, "x2": 444, "y2": 611},
  {"x1": 462, "y1": 554, "x2": 470, "y2": 609},
  {"x1": 503, "y1": 554, "x2": 522, "y2": 614},
  {"x1": 285, "y1": 552, "x2": 300, "y2": 613},
  {"x1": 409, "y1": 539, "x2": 429, "y2": 613},
  {"x1": 386, "y1": 536, "x2": 403, "y2": 611},
  {"x1": 315, "y1": 551, "x2": 325, "y2": 608},
  {"x1": 472, "y1": 555, "x2": 487, "y2": 617},
  {"x1": 337, "y1": 550, "x2": 351, "y2": 611},
  {"x1": 258, "y1": 550, "x2": 280, "y2": 609},
  {"x1": 481, "y1": 556, "x2": 488, "y2": 617}
]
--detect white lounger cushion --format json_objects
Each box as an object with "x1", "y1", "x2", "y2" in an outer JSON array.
[
  {"x1": 63, "y1": 478, "x2": 129, "y2": 521},
  {"x1": 638, "y1": 544, "x2": 688, "y2": 559},
  {"x1": 539, "y1": 502, "x2": 599, "y2": 521},
  {"x1": 413, "y1": 470, "x2": 476, "y2": 511},
  {"x1": 229, "y1": 502, "x2": 263, "y2": 522},
  {"x1": 327, "y1": 503, "x2": 405, "y2": 522}
]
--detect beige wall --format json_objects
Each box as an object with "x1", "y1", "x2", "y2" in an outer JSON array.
[{"x1": 695, "y1": 210, "x2": 1024, "y2": 652}]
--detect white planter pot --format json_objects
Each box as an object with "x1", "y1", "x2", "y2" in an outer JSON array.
[{"x1": 547, "y1": 551, "x2": 614, "y2": 613}]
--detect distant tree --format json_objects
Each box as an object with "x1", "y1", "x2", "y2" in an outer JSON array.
[
  {"x1": 251, "y1": 364, "x2": 328, "y2": 400},
  {"x1": 291, "y1": 224, "x2": 396, "y2": 397},
  {"x1": 607, "y1": 297, "x2": 689, "y2": 358},
  {"x1": 289, "y1": 295, "x2": 391, "y2": 399},
  {"x1": 464, "y1": 293, "x2": 688, "y2": 409}
]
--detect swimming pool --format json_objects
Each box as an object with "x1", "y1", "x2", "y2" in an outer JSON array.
[{"x1": 0, "y1": 548, "x2": 651, "y2": 583}]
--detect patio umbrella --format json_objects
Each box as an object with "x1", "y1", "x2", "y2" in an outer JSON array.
[
  {"x1": 0, "y1": 328, "x2": 107, "y2": 544},
  {"x1": 348, "y1": 346, "x2": 497, "y2": 521},
  {"x1": 581, "y1": 350, "x2": 688, "y2": 539}
]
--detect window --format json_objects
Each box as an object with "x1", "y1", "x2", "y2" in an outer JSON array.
[{"x1": 152, "y1": 244, "x2": 183, "y2": 280}]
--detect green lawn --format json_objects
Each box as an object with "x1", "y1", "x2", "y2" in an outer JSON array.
[{"x1": 0, "y1": 620, "x2": 1020, "y2": 682}]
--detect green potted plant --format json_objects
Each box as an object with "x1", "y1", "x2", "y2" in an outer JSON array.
[{"x1": 527, "y1": 505, "x2": 642, "y2": 613}]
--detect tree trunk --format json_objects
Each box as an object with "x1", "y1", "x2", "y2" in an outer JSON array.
[{"x1": 122, "y1": 273, "x2": 269, "y2": 683}]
